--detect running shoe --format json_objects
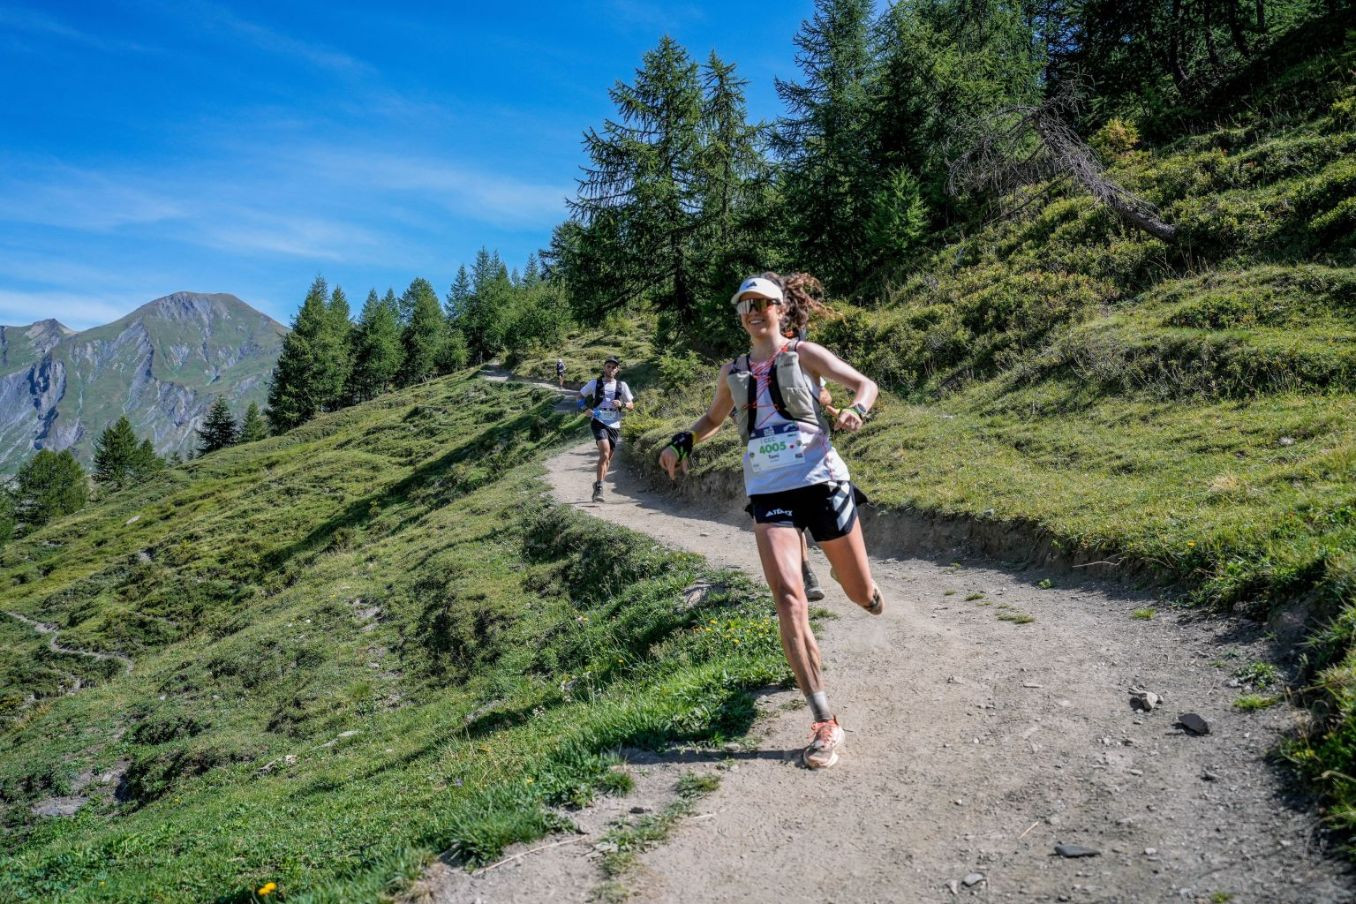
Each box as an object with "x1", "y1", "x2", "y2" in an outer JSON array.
[
  {"x1": 803, "y1": 717, "x2": 844, "y2": 769},
  {"x1": 591, "y1": 481, "x2": 604, "y2": 503},
  {"x1": 803, "y1": 563, "x2": 825, "y2": 602}
]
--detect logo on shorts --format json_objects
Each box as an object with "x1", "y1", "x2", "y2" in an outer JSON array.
[{"x1": 765, "y1": 508, "x2": 793, "y2": 518}]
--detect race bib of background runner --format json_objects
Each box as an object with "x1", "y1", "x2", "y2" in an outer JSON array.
[{"x1": 747, "y1": 423, "x2": 807, "y2": 474}]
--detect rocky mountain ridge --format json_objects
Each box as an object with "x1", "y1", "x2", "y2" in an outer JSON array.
[{"x1": 0, "y1": 292, "x2": 285, "y2": 472}]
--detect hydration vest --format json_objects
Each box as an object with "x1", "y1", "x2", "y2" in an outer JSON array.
[
  {"x1": 590, "y1": 376, "x2": 630, "y2": 410},
  {"x1": 727, "y1": 340, "x2": 829, "y2": 443}
]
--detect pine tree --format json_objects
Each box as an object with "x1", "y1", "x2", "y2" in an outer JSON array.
[
  {"x1": 521, "y1": 253, "x2": 542, "y2": 288},
  {"x1": 198, "y1": 396, "x2": 239, "y2": 455},
  {"x1": 776, "y1": 0, "x2": 877, "y2": 292},
  {"x1": 93, "y1": 416, "x2": 141, "y2": 489},
  {"x1": 12, "y1": 449, "x2": 87, "y2": 531},
  {"x1": 324, "y1": 285, "x2": 354, "y2": 403},
  {"x1": 564, "y1": 36, "x2": 706, "y2": 329},
  {"x1": 399, "y1": 278, "x2": 446, "y2": 385},
  {"x1": 0, "y1": 490, "x2": 14, "y2": 547},
  {"x1": 266, "y1": 277, "x2": 350, "y2": 432},
  {"x1": 132, "y1": 439, "x2": 162, "y2": 479},
  {"x1": 239, "y1": 402, "x2": 268, "y2": 443},
  {"x1": 347, "y1": 289, "x2": 403, "y2": 402},
  {"x1": 446, "y1": 266, "x2": 472, "y2": 321}
]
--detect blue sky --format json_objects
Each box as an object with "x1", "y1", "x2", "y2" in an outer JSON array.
[{"x1": 0, "y1": 1, "x2": 833, "y2": 329}]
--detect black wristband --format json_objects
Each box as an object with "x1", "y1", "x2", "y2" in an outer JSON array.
[{"x1": 668, "y1": 431, "x2": 693, "y2": 461}]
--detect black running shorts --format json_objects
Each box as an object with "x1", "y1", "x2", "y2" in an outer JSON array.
[
  {"x1": 747, "y1": 481, "x2": 868, "y2": 542},
  {"x1": 590, "y1": 419, "x2": 620, "y2": 450}
]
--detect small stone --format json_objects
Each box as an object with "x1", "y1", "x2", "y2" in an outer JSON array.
[
  {"x1": 1129, "y1": 689, "x2": 1162, "y2": 712},
  {"x1": 1175, "y1": 713, "x2": 1210, "y2": 735},
  {"x1": 947, "y1": 879, "x2": 959, "y2": 895},
  {"x1": 1054, "y1": 843, "x2": 1101, "y2": 858},
  {"x1": 1279, "y1": 436, "x2": 1295, "y2": 446},
  {"x1": 1144, "y1": 847, "x2": 1158, "y2": 856},
  {"x1": 630, "y1": 806, "x2": 651, "y2": 814},
  {"x1": 1201, "y1": 769, "x2": 1218, "y2": 782},
  {"x1": 962, "y1": 872, "x2": 984, "y2": 887}
]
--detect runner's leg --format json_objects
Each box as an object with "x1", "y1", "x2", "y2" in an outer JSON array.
[
  {"x1": 754, "y1": 523, "x2": 824, "y2": 697},
  {"x1": 818, "y1": 520, "x2": 878, "y2": 609},
  {"x1": 595, "y1": 438, "x2": 611, "y2": 483}
]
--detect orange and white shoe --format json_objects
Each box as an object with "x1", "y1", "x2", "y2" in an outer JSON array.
[{"x1": 803, "y1": 718, "x2": 845, "y2": 769}]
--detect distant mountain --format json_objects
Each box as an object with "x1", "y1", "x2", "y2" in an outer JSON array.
[{"x1": 0, "y1": 292, "x2": 286, "y2": 472}]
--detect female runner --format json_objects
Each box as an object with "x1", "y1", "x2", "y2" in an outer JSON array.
[{"x1": 659, "y1": 272, "x2": 881, "y2": 769}]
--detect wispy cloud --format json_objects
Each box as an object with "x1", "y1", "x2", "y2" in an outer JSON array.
[
  {"x1": 0, "y1": 7, "x2": 152, "y2": 53},
  {"x1": 0, "y1": 289, "x2": 134, "y2": 331},
  {"x1": 172, "y1": 0, "x2": 370, "y2": 75},
  {"x1": 0, "y1": 164, "x2": 186, "y2": 230},
  {"x1": 305, "y1": 150, "x2": 571, "y2": 227},
  {"x1": 606, "y1": 0, "x2": 707, "y2": 33}
]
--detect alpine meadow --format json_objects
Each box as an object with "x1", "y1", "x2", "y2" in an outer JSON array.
[{"x1": 2, "y1": 1, "x2": 1355, "y2": 901}]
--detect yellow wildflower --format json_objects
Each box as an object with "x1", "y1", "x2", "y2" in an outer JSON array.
[{"x1": 258, "y1": 881, "x2": 278, "y2": 896}]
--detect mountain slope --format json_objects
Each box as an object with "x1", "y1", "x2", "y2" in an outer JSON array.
[{"x1": 0, "y1": 292, "x2": 285, "y2": 472}]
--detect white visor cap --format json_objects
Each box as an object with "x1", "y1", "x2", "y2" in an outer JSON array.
[{"x1": 730, "y1": 276, "x2": 784, "y2": 307}]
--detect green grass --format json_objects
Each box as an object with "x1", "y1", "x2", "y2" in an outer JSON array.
[
  {"x1": 0, "y1": 372, "x2": 787, "y2": 902},
  {"x1": 1235, "y1": 694, "x2": 1284, "y2": 711},
  {"x1": 621, "y1": 43, "x2": 1356, "y2": 837},
  {"x1": 1132, "y1": 608, "x2": 1157, "y2": 620}
]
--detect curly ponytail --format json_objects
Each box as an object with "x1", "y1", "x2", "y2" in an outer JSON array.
[{"x1": 759, "y1": 271, "x2": 828, "y2": 336}]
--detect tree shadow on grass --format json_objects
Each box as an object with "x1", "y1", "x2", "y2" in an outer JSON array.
[{"x1": 258, "y1": 401, "x2": 569, "y2": 574}]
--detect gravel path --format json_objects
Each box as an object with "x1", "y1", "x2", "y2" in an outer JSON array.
[{"x1": 414, "y1": 387, "x2": 1355, "y2": 903}]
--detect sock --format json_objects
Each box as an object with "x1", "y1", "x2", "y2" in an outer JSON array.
[{"x1": 806, "y1": 691, "x2": 833, "y2": 723}]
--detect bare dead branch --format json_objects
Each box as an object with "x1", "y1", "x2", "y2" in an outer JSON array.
[{"x1": 949, "y1": 84, "x2": 1177, "y2": 242}]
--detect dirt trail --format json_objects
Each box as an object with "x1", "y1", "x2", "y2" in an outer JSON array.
[
  {"x1": 417, "y1": 392, "x2": 1354, "y2": 902},
  {"x1": 3, "y1": 610, "x2": 133, "y2": 675}
]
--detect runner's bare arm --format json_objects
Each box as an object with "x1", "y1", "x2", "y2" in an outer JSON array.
[
  {"x1": 795, "y1": 342, "x2": 878, "y2": 432},
  {"x1": 659, "y1": 363, "x2": 735, "y2": 479}
]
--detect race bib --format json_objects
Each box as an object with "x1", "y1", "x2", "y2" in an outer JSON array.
[{"x1": 747, "y1": 423, "x2": 807, "y2": 474}]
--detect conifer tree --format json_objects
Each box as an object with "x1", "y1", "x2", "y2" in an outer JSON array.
[
  {"x1": 0, "y1": 490, "x2": 14, "y2": 547},
  {"x1": 93, "y1": 416, "x2": 142, "y2": 489},
  {"x1": 521, "y1": 253, "x2": 542, "y2": 288},
  {"x1": 564, "y1": 36, "x2": 705, "y2": 329},
  {"x1": 239, "y1": 402, "x2": 268, "y2": 443},
  {"x1": 446, "y1": 267, "x2": 472, "y2": 321},
  {"x1": 399, "y1": 278, "x2": 446, "y2": 385},
  {"x1": 198, "y1": 396, "x2": 239, "y2": 455},
  {"x1": 132, "y1": 439, "x2": 162, "y2": 479},
  {"x1": 12, "y1": 449, "x2": 87, "y2": 531},
  {"x1": 324, "y1": 285, "x2": 355, "y2": 402},
  {"x1": 266, "y1": 277, "x2": 350, "y2": 432},
  {"x1": 347, "y1": 289, "x2": 403, "y2": 402},
  {"x1": 776, "y1": 0, "x2": 877, "y2": 292}
]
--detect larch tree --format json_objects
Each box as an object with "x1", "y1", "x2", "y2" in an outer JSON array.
[
  {"x1": 93, "y1": 416, "x2": 142, "y2": 490},
  {"x1": 197, "y1": 396, "x2": 239, "y2": 455},
  {"x1": 239, "y1": 402, "x2": 268, "y2": 443},
  {"x1": 565, "y1": 36, "x2": 705, "y2": 330},
  {"x1": 399, "y1": 278, "x2": 446, "y2": 385},
  {"x1": 12, "y1": 449, "x2": 87, "y2": 532},
  {"x1": 347, "y1": 289, "x2": 403, "y2": 403}
]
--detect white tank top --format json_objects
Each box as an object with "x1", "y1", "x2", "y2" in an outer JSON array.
[{"x1": 741, "y1": 358, "x2": 850, "y2": 496}]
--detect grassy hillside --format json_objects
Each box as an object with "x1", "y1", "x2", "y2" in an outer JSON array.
[
  {"x1": 0, "y1": 370, "x2": 785, "y2": 902},
  {"x1": 628, "y1": 30, "x2": 1356, "y2": 831}
]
